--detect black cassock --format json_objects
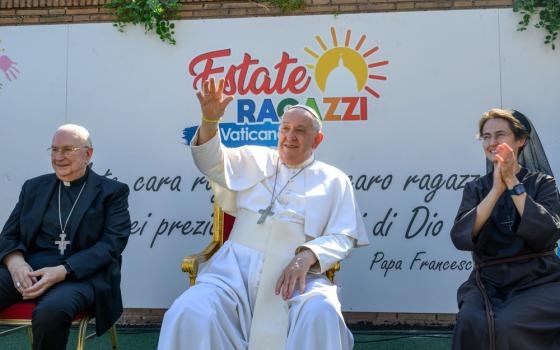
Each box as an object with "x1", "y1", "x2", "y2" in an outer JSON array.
[{"x1": 451, "y1": 168, "x2": 560, "y2": 350}]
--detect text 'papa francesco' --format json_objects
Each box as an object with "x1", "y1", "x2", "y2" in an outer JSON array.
[{"x1": 369, "y1": 251, "x2": 472, "y2": 277}]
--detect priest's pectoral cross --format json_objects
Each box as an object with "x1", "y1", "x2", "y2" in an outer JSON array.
[
  {"x1": 257, "y1": 205, "x2": 274, "y2": 225},
  {"x1": 501, "y1": 218, "x2": 514, "y2": 231},
  {"x1": 55, "y1": 233, "x2": 71, "y2": 255}
]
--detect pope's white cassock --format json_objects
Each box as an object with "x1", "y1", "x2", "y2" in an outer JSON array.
[{"x1": 158, "y1": 130, "x2": 369, "y2": 350}]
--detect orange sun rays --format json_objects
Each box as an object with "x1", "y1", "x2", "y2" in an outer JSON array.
[{"x1": 305, "y1": 27, "x2": 388, "y2": 98}]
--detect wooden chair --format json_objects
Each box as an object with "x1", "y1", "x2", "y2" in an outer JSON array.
[
  {"x1": 0, "y1": 302, "x2": 118, "y2": 350},
  {"x1": 182, "y1": 202, "x2": 340, "y2": 286}
]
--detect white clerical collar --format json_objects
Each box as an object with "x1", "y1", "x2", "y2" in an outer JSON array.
[
  {"x1": 281, "y1": 154, "x2": 315, "y2": 169},
  {"x1": 61, "y1": 167, "x2": 89, "y2": 187}
]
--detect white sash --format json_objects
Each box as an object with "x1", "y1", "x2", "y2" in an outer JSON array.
[{"x1": 229, "y1": 209, "x2": 306, "y2": 350}]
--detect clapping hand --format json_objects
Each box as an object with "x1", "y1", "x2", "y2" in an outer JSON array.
[
  {"x1": 492, "y1": 159, "x2": 506, "y2": 194},
  {"x1": 494, "y1": 143, "x2": 518, "y2": 184}
]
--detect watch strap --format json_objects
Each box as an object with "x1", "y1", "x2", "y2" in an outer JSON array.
[{"x1": 63, "y1": 263, "x2": 74, "y2": 277}]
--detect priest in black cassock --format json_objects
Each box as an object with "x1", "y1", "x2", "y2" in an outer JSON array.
[
  {"x1": 0, "y1": 124, "x2": 131, "y2": 350},
  {"x1": 451, "y1": 109, "x2": 560, "y2": 350}
]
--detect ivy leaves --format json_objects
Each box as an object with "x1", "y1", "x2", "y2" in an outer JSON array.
[
  {"x1": 514, "y1": 0, "x2": 560, "y2": 49},
  {"x1": 106, "y1": 0, "x2": 179, "y2": 45},
  {"x1": 106, "y1": 0, "x2": 307, "y2": 46}
]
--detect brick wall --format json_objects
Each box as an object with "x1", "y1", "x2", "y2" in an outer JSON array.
[
  {"x1": 0, "y1": 0, "x2": 513, "y2": 26},
  {"x1": 116, "y1": 309, "x2": 457, "y2": 327}
]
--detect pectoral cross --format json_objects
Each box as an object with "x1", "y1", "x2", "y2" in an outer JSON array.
[
  {"x1": 501, "y1": 217, "x2": 514, "y2": 231},
  {"x1": 257, "y1": 205, "x2": 274, "y2": 225},
  {"x1": 55, "y1": 233, "x2": 71, "y2": 255}
]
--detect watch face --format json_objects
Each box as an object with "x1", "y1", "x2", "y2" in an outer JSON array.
[{"x1": 511, "y1": 183, "x2": 526, "y2": 195}]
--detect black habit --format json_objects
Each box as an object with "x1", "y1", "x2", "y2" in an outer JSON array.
[
  {"x1": 451, "y1": 168, "x2": 560, "y2": 349},
  {"x1": 0, "y1": 168, "x2": 131, "y2": 337}
]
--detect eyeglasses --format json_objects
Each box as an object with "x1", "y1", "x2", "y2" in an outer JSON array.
[
  {"x1": 48, "y1": 146, "x2": 89, "y2": 156},
  {"x1": 478, "y1": 131, "x2": 512, "y2": 143}
]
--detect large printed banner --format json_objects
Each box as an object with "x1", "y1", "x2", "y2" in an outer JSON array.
[{"x1": 0, "y1": 9, "x2": 558, "y2": 312}]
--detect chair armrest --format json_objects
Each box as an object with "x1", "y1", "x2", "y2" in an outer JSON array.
[
  {"x1": 325, "y1": 261, "x2": 341, "y2": 284},
  {"x1": 181, "y1": 240, "x2": 222, "y2": 287}
]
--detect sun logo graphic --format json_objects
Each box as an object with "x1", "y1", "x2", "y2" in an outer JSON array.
[{"x1": 303, "y1": 27, "x2": 389, "y2": 121}]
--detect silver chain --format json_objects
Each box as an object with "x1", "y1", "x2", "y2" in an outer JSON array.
[
  {"x1": 268, "y1": 157, "x2": 314, "y2": 208},
  {"x1": 58, "y1": 181, "x2": 87, "y2": 235}
]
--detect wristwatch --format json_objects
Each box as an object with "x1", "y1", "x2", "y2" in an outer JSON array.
[
  {"x1": 508, "y1": 183, "x2": 526, "y2": 196},
  {"x1": 63, "y1": 263, "x2": 74, "y2": 277}
]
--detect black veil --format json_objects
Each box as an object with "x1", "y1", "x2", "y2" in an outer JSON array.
[{"x1": 485, "y1": 110, "x2": 554, "y2": 177}]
